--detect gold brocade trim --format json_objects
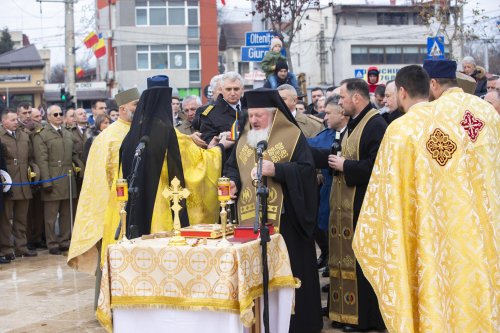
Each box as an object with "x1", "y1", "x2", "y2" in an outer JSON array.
[
  {"x1": 329, "y1": 312, "x2": 359, "y2": 325},
  {"x1": 112, "y1": 296, "x2": 240, "y2": 312},
  {"x1": 96, "y1": 308, "x2": 113, "y2": 333},
  {"x1": 330, "y1": 269, "x2": 339, "y2": 278},
  {"x1": 109, "y1": 276, "x2": 299, "y2": 328},
  {"x1": 341, "y1": 270, "x2": 356, "y2": 280},
  {"x1": 238, "y1": 276, "x2": 300, "y2": 313}
]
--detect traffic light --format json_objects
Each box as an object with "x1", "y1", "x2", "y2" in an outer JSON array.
[
  {"x1": 60, "y1": 88, "x2": 67, "y2": 102},
  {"x1": 66, "y1": 93, "x2": 75, "y2": 109}
]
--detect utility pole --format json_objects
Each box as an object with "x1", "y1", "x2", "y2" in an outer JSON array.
[
  {"x1": 319, "y1": 24, "x2": 326, "y2": 85},
  {"x1": 37, "y1": 0, "x2": 77, "y2": 107},
  {"x1": 65, "y1": 0, "x2": 77, "y2": 108}
]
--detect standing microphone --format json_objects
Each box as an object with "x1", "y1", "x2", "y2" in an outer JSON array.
[
  {"x1": 256, "y1": 140, "x2": 268, "y2": 157},
  {"x1": 135, "y1": 136, "x2": 150, "y2": 157}
]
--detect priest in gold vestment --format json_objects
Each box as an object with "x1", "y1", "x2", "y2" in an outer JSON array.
[
  {"x1": 68, "y1": 88, "x2": 140, "y2": 274},
  {"x1": 353, "y1": 61, "x2": 499, "y2": 333}
]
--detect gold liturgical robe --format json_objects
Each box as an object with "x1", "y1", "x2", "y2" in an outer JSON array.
[
  {"x1": 69, "y1": 123, "x2": 221, "y2": 273},
  {"x1": 100, "y1": 130, "x2": 221, "y2": 266},
  {"x1": 68, "y1": 119, "x2": 131, "y2": 274},
  {"x1": 353, "y1": 88, "x2": 500, "y2": 333}
]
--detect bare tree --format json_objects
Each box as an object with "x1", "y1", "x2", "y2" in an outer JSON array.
[
  {"x1": 49, "y1": 63, "x2": 65, "y2": 83},
  {"x1": 252, "y1": 0, "x2": 332, "y2": 72},
  {"x1": 418, "y1": 0, "x2": 488, "y2": 60}
]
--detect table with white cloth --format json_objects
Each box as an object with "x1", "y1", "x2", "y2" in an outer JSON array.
[{"x1": 96, "y1": 233, "x2": 299, "y2": 333}]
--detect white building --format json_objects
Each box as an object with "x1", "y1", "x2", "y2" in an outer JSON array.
[{"x1": 291, "y1": 4, "x2": 447, "y2": 86}]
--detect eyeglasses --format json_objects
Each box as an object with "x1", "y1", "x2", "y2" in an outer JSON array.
[{"x1": 52, "y1": 112, "x2": 63, "y2": 117}]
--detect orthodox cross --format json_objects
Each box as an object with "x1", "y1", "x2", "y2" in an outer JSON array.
[{"x1": 162, "y1": 177, "x2": 190, "y2": 235}]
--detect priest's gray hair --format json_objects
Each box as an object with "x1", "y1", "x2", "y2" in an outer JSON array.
[
  {"x1": 265, "y1": 107, "x2": 276, "y2": 113},
  {"x1": 182, "y1": 95, "x2": 201, "y2": 108},
  {"x1": 277, "y1": 84, "x2": 297, "y2": 98},
  {"x1": 221, "y1": 71, "x2": 244, "y2": 87}
]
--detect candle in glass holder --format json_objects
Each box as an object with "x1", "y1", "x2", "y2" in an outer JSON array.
[
  {"x1": 116, "y1": 179, "x2": 128, "y2": 202},
  {"x1": 217, "y1": 177, "x2": 231, "y2": 202}
]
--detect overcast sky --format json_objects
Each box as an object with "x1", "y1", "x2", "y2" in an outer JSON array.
[{"x1": 2, "y1": 0, "x2": 499, "y2": 66}]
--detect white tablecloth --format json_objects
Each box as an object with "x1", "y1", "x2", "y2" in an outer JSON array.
[{"x1": 114, "y1": 287, "x2": 294, "y2": 333}]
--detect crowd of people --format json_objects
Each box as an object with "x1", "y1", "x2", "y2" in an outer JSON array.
[{"x1": 0, "y1": 52, "x2": 498, "y2": 333}]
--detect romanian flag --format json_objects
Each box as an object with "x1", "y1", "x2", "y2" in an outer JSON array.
[
  {"x1": 76, "y1": 67, "x2": 84, "y2": 78},
  {"x1": 229, "y1": 119, "x2": 238, "y2": 141},
  {"x1": 83, "y1": 32, "x2": 99, "y2": 48},
  {"x1": 93, "y1": 33, "x2": 106, "y2": 58}
]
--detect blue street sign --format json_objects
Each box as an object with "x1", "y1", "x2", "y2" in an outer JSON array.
[
  {"x1": 427, "y1": 36, "x2": 445, "y2": 59},
  {"x1": 354, "y1": 69, "x2": 366, "y2": 79},
  {"x1": 241, "y1": 46, "x2": 287, "y2": 62},
  {"x1": 241, "y1": 46, "x2": 270, "y2": 62},
  {"x1": 245, "y1": 31, "x2": 277, "y2": 47}
]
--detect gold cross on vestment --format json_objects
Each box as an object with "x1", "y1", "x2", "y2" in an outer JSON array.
[{"x1": 162, "y1": 177, "x2": 190, "y2": 246}]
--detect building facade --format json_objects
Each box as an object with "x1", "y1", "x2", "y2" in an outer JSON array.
[
  {"x1": 96, "y1": 0, "x2": 218, "y2": 100},
  {"x1": 291, "y1": 4, "x2": 446, "y2": 86},
  {"x1": 0, "y1": 45, "x2": 46, "y2": 109}
]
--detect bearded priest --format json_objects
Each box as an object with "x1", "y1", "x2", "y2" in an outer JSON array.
[{"x1": 225, "y1": 88, "x2": 323, "y2": 333}]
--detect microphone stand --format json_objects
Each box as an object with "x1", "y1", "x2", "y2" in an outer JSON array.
[
  {"x1": 126, "y1": 152, "x2": 142, "y2": 239},
  {"x1": 254, "y1": 150, "x2": 270, "y2": 333}
]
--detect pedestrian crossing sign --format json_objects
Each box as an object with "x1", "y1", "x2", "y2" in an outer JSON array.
[
  {"x1": 354, "y1": 69, "x2": 366, "y2": 79},
  {"x1": 427, "y1": 36, "x2": 445, "y2": 59}
]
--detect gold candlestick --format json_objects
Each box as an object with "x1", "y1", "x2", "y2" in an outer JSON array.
[
  {"x1": 116, "y1": 179, "x2": 129, "y2": 241},
  {"x1": 163, "y1": 177, "x2": 190, "y2": 246},
  {"x1": 217, "y1": 177, "x2": 232, "y2": 247}
]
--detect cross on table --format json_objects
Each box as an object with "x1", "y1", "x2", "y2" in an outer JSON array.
[
  {"x1": 136, "y1": 281, "x2": 152, "y2": 295},
  {"x1": 162, "y1": 177, "x2": 190, "y2": 232}
]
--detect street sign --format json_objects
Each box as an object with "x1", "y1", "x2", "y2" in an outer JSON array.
[
  {"x1": 354, "y1": 69, "x2": 366, "y2": 79},
  {"x1": 245, "y1": 31, "x2": 277, "y2": 47},
  {"x1": 427, "y1": 36, "x2": 445, "y2": 59},
  {"x1": 241, "y1": 46, "x2": 270, "y2": 62}
]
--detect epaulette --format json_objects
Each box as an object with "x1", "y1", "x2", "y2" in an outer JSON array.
[
  {"x1": 306, "y1": 114, "x2": 323, "y2": 123},
  {"x1": 34, "y1": 127, "x2": 44, "y2": 134},
  {"x1": 201, "y1": 105, "x2": 214, "y2": 116}
]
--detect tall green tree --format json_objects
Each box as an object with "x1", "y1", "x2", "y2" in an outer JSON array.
[{"x1": 0, "y1": 28, "x2": 14, "y2": 54}]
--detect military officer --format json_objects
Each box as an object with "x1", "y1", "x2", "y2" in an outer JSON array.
[
  {"x1": 26, "y1": 107, "x2": 45, "y2": 250},
  {"x1": 278, "y1": 84, "x2": 324, "y2": 138},
  {"x1": 199, "y1": 72, "x2": 244, "y2": 166},
  {"x1": 0, "y1": 109, "x2": 39, "y2": 259},
  {"x1": 176, "y1": 95, "x2": 201, "y2": 135},
  {"x1": 32, "y1": 105, "x2": 81, "y2": 255}
]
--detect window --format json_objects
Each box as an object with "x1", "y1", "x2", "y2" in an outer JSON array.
[
  {"x1": 377, "y1": 13, "x2": 409, "y2": 25},
  {"x1": 135, "y1": 0, "x2": 197, "y2": 27},
  {"x1": 187, "y1": 6, "x2": 199, "y2": 38},
  {"x1": 188, "y1": 45, "x2": 200, "y2": 82},
  {"x1": 136, "y1": 44, "x2": 200, "y2": 73},
  {"x1": 351, "y1": 45, "x2": 429, "y2": 65}
]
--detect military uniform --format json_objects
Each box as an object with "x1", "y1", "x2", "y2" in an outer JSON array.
[
  {"x1": 176, "y1": 120, "x2": 195, "y2": 135},
  {"x1": 26, "y1": 121, "x2": 45, "y2": 248},
  {"x1": 295, "y1": 112, "x2": 324, "y2": 138},
  {"x1": 32, "y1": 124, "x2": 80, "y2": 253},
  {"x1": 199, "y1": 94, "x2": 241, "y2": 167},
  {"x1": 0, "y1": 127, "x2": 39, "y2": 257}
]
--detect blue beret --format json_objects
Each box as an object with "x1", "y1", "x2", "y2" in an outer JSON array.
[
  {"x1": 423, "y1": 59, "x2": 457, "y2": 79},
  {"x1": 147, "y1": 75, "x2": 169, "y2": 88}
]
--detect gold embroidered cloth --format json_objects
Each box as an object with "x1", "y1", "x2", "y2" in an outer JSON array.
[
  {"x1": 353, "y1": 88, "x2": 500, "y2": 332},
  {"x1": 96, "y1": 234, "x2": 299, "y2": 332}
]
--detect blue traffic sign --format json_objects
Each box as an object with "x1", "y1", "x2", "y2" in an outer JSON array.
[
  {"x1": 245, "y1": 31, "x2": 277, "y2": 47},
  {"x1": 427, "y1": 36, "x2": 445, "y2": 59},
  {"x1": 354, "y1": 69, "x2": 366, "y2": 79},
  {"x1": 241, "y1": 46, "x2": 270, "y2": 62}
]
